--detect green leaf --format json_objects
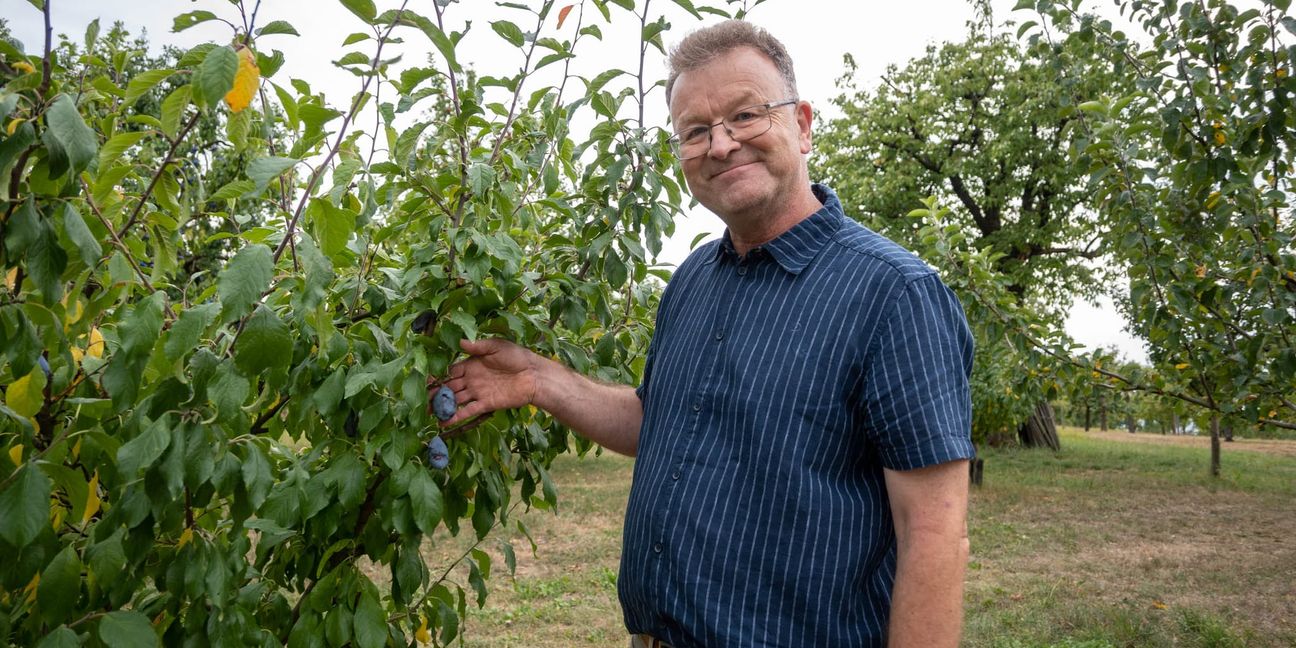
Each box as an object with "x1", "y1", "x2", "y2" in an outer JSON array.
[
  {"x1": 26, "y1": 207, "x2": 69, "y2": 302},
  {"x1": 309, "y1": 198, "x2": 356, "y2": 257},
  {"x1": 195, "y1": 45, "x2": 238, "y2": 107},
  {"x1": 209, "y1": 179, "x2": 256, "y2": 201},
  {"x1": 36, "y1": 626, "x2": 80, "y2": 648},
  {"x1": 173, "y1": 10, "x2": 218, "y2": 32},
  {"x1": 158, "y1": 83, "x2": 192, "y2": 137},
  {"x1": 117, "y1": 417, "x2": 172, "y2": 477},
  {"x1": 208, "y1": 363, "x2": 250, "y2": 423},
  {"x1": 217, "y1": 244, "x2": 274, "y2": 321},
  {"x1": 38, "y1": 545, "x2": 82, "y2": 623},
  {"x1": 408, "y1": 469, "x2": 443, "y2": 534},
  {"x1": 164, "y1": 303, "x2": 219, "y2": 360},
  {"x1": 467, "y1": 163, "x2": 496, "y2": 195},
  {"x1": 122, "y1": 69, "x2": 175, "y2": 106},
  {"x1": 256, "y1": 20, "x2": 300, "y2": 37},
  {"x1": 0, "y1": 463, "x2": 52, "y2": 547},
  {"x1": 491, "y1": 20, "x2": 525, "y2": 47},
  {"x1": 246, "y1": 156, "x2": 299, "y2": 193},
  {"x1": 340, "y1": 0, "x2": 378, "y2": 23},
  {"x1": 98, "y1": 131, "x2": 146, "y2": 169},
  {"x1": 98, "y1": 610, "x2": 159, "y2": 648},
  {"x1": 45, "y1": 94, "x2": 98, "y2": 177},
  {"x1": 235, "y1": 306, "x2": 292, "y2": 379},
  {"x1": 352, "y1": 591, "x2": 386, "y2": 648},
  {"x1": 242, "y1": 444, "x2": 272, "y2": 510},
  {"x1": 61, "y1": 203, "x2": 103, "y2": 267}
]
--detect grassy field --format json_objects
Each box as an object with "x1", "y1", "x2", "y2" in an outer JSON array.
[{"x1": 416, "y1": 426, "x2": 1296, "y2": 647}]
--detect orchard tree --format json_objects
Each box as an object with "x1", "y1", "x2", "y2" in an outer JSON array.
[
  {"x1": 0, "y1": 0, "x2": 741, "y2": 645},
  {"x1": 812, "y1": 7, "x2": 1124, "y2": 448},
  {"x1": 1018, "y1": 0, "x2": 1296, "y2": 474}
]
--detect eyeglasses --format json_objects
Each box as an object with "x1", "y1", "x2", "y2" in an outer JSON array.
[{"x1": 668, "y1": 98, "x2": 799, "y2": 160}]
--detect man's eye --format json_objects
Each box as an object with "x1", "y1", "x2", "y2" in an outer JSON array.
[
  {"x1": 730, "y1": 110, "x2": 761, "y2": 123},
  {"x1": 682, "y1": 127, "x2": 710, "y2": 142}
]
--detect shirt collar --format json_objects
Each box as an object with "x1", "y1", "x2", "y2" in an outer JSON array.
[{"x1": 710, "y1": 184, "x2": 844, "y2": 275}]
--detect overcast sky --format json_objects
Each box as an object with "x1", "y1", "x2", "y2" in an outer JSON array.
[{"x1": 7, "y1": 0, "x2": 1147, "y2": 362}]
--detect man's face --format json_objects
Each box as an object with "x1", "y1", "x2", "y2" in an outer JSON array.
[{"x1": 668, "y1": 46, "x2": 812, "y2": 226}]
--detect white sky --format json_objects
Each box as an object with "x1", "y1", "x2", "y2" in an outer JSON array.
[{"x1": 7, "y1": 0, "x2": 1148, "y2": 362}]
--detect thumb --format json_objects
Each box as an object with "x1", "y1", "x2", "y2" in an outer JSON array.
[{"x1": 459, "y1": 337, "x2": 506, "y2": 357}]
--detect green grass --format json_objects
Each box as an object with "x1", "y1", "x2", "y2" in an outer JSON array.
[{"x1": 419, "y1": 428, "x2": 1296, "y2": 647}]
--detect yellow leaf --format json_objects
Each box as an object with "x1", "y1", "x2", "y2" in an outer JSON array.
[
  {"x1": 415, "y1": 614, "x2": 431, "y2": 644},
  {"x1": 4, "y1": 267, "x2": 16, "y2": 290},
  {"x1": 8, "y1": 444, "x2": 21, "y2": 467},
  {"x1": 1214, "y1": 130, "x2": 1227, "y2": 146},
  {"x1": 50, "y1": 505, "x2": 64, "y2": 531},
  {"x1": 71, "y1": 346, "x2": 83, "y2": 364},
  {"x1": 1194, "y1": 264, "x2": 1206, "y2": 278},
  {"x1": 87, "y1": 327, "x2": 105, "y2": 358},
  {"x1": 72, "y1": 438, "x2": 82, "y2": 460},
  {"x1": 177, "y1": 527, "x2": 194, "y2": 549},
  {"x1": 224, "y1": 46, "x2": 260, "y2": 113},
  {"x1": 82, "y1": 470, "x2": 101, "y2": 525},
  {"x1": 1205, "y1": 191, "x2": 1220, "y2": 209},
  {"x1": 63, "y1": 295, "x2": 84, "y2": 328},
  {"x1": 13, "y1": 61, "x2": 34, "y2": 75},
  {"x1": 1175, "y1": 363, "x2": 1190, "y2": 370},
  {"x1": 1277, "y1": 67, "x2": 1288, "y2": 79},
  {"x1": 1269, "y1": 410, "x2": 1278, "y2": 418},
  {"x1": 23, "y1": 574, "x2": 39, "y2": 605},
  {"x1": 1152, "y1": 600, "x2": 1167, "y2": 610},
  {"x1": 4, "y1": 370, "x2": 46, "y2": 419},
  {"x1": 4, "y1": 118, "x2": 23, "y2": 136}
]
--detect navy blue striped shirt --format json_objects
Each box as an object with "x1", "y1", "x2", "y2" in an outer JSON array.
[{"x1": 620, "y1": 184, "x2": 975, "y2": 647}]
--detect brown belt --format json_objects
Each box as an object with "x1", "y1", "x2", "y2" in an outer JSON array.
[{"x1": 629, "y1": 634, "x2": 673, "y2": 648}]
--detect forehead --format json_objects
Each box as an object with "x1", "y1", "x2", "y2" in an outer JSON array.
[{"x1": 668, "y1": 47, "x2": 785, "y2": 124}]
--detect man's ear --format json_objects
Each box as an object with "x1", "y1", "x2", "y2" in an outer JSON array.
[{"x1": 796, "y1": 100, "x2": 813, "y2": 154}]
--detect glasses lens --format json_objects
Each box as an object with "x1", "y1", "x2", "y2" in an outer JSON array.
[{"x1": 724, "y1": 106, "x2": 773, "y2": 142}]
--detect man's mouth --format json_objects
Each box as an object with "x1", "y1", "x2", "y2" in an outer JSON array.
[{"x1": 709, "y1": 161, "x2": 756, "y2": 180}]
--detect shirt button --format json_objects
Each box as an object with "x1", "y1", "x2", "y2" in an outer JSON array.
[
  {"x1": 672, "y1": 470, "x2": 681, "y2": 480},
  {"x1": 714, "y1": 330, "x2": 724, "y2": 341},
  {"x1": 692, "y1": 402, "x2": 701, "y2": 412},
  {"x1": 653, "y1": 542, "x2": 663, "y2": 554},
  {"x1": 737, "y1": 266, "x2": 748, "y2": 276}
]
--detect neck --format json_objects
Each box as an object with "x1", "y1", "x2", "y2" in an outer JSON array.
[{"x1": 725, "y1": 188, "x2": 823, "y2": 256}]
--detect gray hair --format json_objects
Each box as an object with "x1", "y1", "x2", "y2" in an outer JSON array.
[{"x1": 664, "y1": 20, "x2": 798, "y2": 108}]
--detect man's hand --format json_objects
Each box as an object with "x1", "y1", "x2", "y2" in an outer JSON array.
[
  {"x1": 430, "y1": 337, "x2": 645, "y2": 456},
  {"x1": 433, "y1": 338, "x2": 538, "y2": 427}
]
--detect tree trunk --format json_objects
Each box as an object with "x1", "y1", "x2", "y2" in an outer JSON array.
[
  {"x1": 1100, "y1": 400, "x2": 1108, "y2": 431},
  {"x1": 1084, "y1": 402, "x2": 1091, "y2": 431},
  {"x1": 1126, "y1": 412, "x2": 1136, "y2": 434},
  {"x1": 1210, "y1": 415, "x2": 1221, "y2": 477},
  {"x1": 1018, "y1": 401, "x2": 1061, "y2": 450},
  {"x1": 1223, "y1": 423, "x2": 1234, "y2": 442},
  {"x1": 1171, "y1": 412, "x2": 1180, "y2": 435}
]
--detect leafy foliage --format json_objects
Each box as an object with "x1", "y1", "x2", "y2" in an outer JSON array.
[
  {"x1": 0, "y1": 0, "x2": 731, "y2": 644},
  {"x1": 1016, "y1": 0, "x2": 1296, "y2": 438}
]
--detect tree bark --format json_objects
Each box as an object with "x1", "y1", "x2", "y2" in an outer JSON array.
[
  {"x1": 1100, "y1": 399, "x2": 1108, "y2": 431},
  {"x1": 1210, "y1": 415, "x2": 1221, "y2": 477},
  {"x1": 1018, "y1": 401, "x2": 1061, "y2": 450},
  {"x1": 1171, "y1": 412, "x2": 1180, "y2": 435},
  {"x1": 1126, "y1": 413, "x2": 1136, "y2": 434},
  {"x1": 1084, "y1": 402, "x2": 1090, "y2": 431},
  {"x1": 1223, "y1": 423, "x2": 1234, "y2": 442}
]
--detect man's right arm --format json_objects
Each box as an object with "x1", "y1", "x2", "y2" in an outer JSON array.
[{"x1": 436, "y1": 338, "x2": 644, "y2": 456}]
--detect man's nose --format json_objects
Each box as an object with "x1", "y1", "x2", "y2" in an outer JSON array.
[{"x1": 707, "y1": 123, "x2": 741, "y2": 159}]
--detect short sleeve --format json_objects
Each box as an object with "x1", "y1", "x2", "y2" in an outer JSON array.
[{"x1": 860, "y1": 272, "x2": 975, "y2": 470}]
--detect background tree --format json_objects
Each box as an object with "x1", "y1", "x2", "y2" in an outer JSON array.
[
  {"x1": 1019, "y1": 0, "x2": 1296, "y2": 473},
  {"x1": 812, "y1": 7, "x2": 1124, "y2": 448}
]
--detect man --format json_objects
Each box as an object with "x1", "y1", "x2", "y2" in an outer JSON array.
[{"x1": 436, "y1": 20, "x2": 974, "y2": 648}]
